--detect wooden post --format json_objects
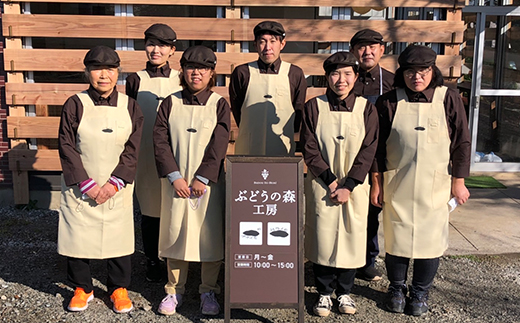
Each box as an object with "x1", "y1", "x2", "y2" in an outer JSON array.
[
  {"x1": 226, "y1": 6, "x2": 241, "y2": 156},
  {"x1": 4, "y1": 2, "x2": 29, "y2": 204},
  {"x1": 444, "y1": 8, "x2": 462, "y2": 88}
]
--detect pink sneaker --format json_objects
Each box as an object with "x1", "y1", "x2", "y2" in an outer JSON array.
[{"x1": 158, "y1": 294, "x2": 182, "y2": 315}]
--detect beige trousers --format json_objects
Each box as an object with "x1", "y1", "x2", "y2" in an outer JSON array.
[{"x1": 164, "y1": 258, "x2": 221, "y2": 295}]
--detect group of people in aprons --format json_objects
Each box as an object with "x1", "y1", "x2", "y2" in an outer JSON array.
[{"x1": 57, "y1": 20, "x2": 471, "y2": 318}]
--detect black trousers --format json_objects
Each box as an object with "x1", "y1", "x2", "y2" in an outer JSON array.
[
  {"x1": 385, "y1": 253, "x2": 440, "y2": 293},
  {"x1": 365, "y1": 203, "x2": 382, "y2": 268},
  {"x1": 67, "y1": 255, "x2": 132, "y2": 295},
  {"x1": 313, "y1": 263, "x2": 356, "y2": 296},
  {"x1": 141, "y1": 214, "x2": 160, "y2": 261}
]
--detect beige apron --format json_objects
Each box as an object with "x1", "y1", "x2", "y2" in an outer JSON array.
[
  {"x1": 158, "y1": 92, "x2": 225, "y2": 262},
  {"x1": 135, "y1": 69, "x2": 182, "y2": 217},
  {"x1": 305, "y1": 95, "x2": 370, "y2": 269},
  {"x1": 58, "y1": 92, "x2": 134, "y2": 259},
  {"x1": 383, "y1": 86, "x2": 451, "y2": 259},
  {"x1": 234, "y1": 61, "x2": 295, "y2": 156}
]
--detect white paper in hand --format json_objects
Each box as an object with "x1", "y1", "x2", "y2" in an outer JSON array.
[{"x1": 448, "y1": 197, "x2": 459, "y2": 213}]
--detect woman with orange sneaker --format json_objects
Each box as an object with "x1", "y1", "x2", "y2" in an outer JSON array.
[
  {"x1": 58, "y1": 46, "x2": 143, "y2": 314},
  {"x1": 153, "y1": 45, "x2": 230, "y2": 316}
]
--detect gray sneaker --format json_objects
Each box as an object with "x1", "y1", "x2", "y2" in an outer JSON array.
[
  {"x1": 313, "y1": 294, "x2": 332, "y2": 317},
  {"x1": 337, "y1": 294, "x2": 356, "y2": 314},
  {"x1": 200, "y1": 290, "x2": 220, "y2": 316}
]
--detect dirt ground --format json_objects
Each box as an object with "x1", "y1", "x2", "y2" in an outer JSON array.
[{"x1": 1, "y1": 206, "x2": 519, "y2": 323}]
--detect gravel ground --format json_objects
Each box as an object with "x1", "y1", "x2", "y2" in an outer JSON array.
[{"x1": 0, "y1": 205, "x2": 519, "y2": 323}]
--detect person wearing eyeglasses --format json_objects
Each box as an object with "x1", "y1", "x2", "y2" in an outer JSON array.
[
  {"x1": 350, "y1": 28, "x2": 395, "y2": 283},
  {"x1": 229, "y1": 21, "x2": 307, "y2": 156},
  {"x1": 302, "y1": 52, "x2": 378, "y2": 317},
  {"x1": 126, "y1": 23, "x2": 182, "y2": 283},
  {"x1": 153, "y1": 45, "x2": 230, "y2": 316},
  {"x1": 372, "y1": 45, "x2": 470, "y2": 316}
]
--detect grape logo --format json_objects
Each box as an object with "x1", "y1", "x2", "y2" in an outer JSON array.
[{"x1": 261, "y1": 169, "x2": 269, "y2": 180}]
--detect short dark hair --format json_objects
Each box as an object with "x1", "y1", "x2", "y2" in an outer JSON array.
[
  {"x1": 254, "y1": 32, "x2": 284, "y2": 42},
  {"x1": 325, "y1": 64, "x2": 359, "y2": 76},
  {"x1": 393, "y1": 65, "x2": 444, "y2": 89},
  {"x1": 179, "y1": 68, "x2": 217, "y2": 90}
]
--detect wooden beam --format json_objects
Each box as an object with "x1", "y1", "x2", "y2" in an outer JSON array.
[
  {"x1": 4, "y1": 49, "x2": 462, "y2": 77},
  {"x1": 8, "y1": 149, "x2": 62, "y2": 171},
  {"x1": 2, "y1": 15, "x2": 465, "y2": 43},
  {"x1": 0, "y1": 0, "x2": 465, "y2": 8},
  {"x1": 7, "y1": 116, "x2": 60, "y2": 139},
  {"x1": 6, "y1": 83, "x2": 327, "y2": 106}
]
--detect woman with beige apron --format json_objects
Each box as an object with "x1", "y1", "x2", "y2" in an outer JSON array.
[
  {"x1": 58, "y1": 46, "x2": 144, "y2": 314},
  {"x1": 126, "y1": 23, "x2": 182, "y2": 282},
  {"x1": 302, "y1": 52, "x2": 379, "y2": 317},
  {"x1": 153, "y1": 46, "x2": 230, "y2": 316},
  {"x1": 372, "y1": 45, "x2": 471, "y2": 316}
]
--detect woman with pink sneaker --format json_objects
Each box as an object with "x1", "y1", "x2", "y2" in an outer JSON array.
[
  {"x1": 153, "y1": 45, "x2": 230, "y2": 316},
  {"x1": 58, "y1": 46, "x2": 143, "y2": 314}
]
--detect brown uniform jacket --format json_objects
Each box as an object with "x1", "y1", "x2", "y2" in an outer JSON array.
[
  {"x1": 58, "y1": 86, "x2": 144, "y2": 186},
  {"x1": 354, "y1": 64, "x2": 394, "y2": 96},
  {"x1": 302, "y1": 89, "x2": 379, "y2": 191},
  {"x1": 153, "y1": 87, "x2": 231, "y2": 183},
  {"x1": 374, "y1": 86, "x2": 471, "y2": 178},
  {"x1": 125, "y1": 61, "x2": 176, "y2": 100}
]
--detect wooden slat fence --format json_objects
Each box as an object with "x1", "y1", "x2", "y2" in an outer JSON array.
[{"x1": 2, "y1": 0, "x2": 465, "y2": 204}]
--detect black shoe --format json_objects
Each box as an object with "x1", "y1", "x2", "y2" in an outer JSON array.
[
  {"x1": 146, "y1": 259, "x2": 162, "y2": 282},
  {"x1": 386, "y1": 284, "x2": 407, "y2": 313},
  {"x1": 356, "y1": 265, "x2": 382, "y2": 281},
  {"x1": 408, "y1": 286, "x2": 429, "y2": 316}
]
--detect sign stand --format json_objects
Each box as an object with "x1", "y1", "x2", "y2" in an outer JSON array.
[{"x1": 225, "y1": 156, "x2": 304, "y2": 323}]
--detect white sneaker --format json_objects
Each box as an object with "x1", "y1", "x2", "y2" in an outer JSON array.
[
  {"x1": 313, "y1": 294, "x2": 332, "y2": 317},
  {"x1": 158, "y1": 294, "x2": 183, "y2": 315},
  {"x1": 338, "y1": 294, "x2": 356, "y2": 314}
]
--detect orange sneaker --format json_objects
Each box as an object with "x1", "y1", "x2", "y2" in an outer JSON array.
[
  {"x1": 67, "y1": 287, "x2": 94, "y2": 312},
  {"x1": 110, "y1": 287, "x2": 133, "y2": 313}
]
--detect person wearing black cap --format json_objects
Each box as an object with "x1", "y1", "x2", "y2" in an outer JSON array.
[
  {"x1": 58, "y1": 45, "x2": 144, "y2": 314},
  {"x1": 350, "y1": 28, "x2": 394, "y2": 282},
  {"x1": 126, "y1": 23, "x2": 181, "y2": 283},
  {"x1": 153, "y1": 45, "x2": 230, "y2": 316},
  {"x1": 373, "y1": 45, "x2": 470, "y2": 316},
  {"x1": 302, "y1": 51, "x2": 378, "y2": 317},
  {"x1": 229, "y1": 20, "x2": 307, "y2": 156}
]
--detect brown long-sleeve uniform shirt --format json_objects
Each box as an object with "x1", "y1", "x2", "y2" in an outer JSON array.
[
  {"x1": 125, "y1": 61, "x2": 177, "y2": 100},
  {"x1": 302, "y1": 89, "x2": 379, "y2": 191},
  {"x1": 153, "y1": 87, "x2": 231, "y2": 183},
  {"x1": 374, "y1": 86, "x2": 471, "y2": 178},
  {"x1": 58, "y1": 86, "x2": 144, "y2": 186},
  {"x1": 229, "y1": 57, "x2": 307, "y2": 131},
  {"x1": 353, "y1": 64, "x2": 394, "y2": 97}
]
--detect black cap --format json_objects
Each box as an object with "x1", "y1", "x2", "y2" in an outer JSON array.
[
  {"x1": 144, "y1": 23, "x2": 176, "y2": 45},
  {"x1": 323, "y1": 51, "x2": 359, "y2": 73},
  {"x1": 83, "y1": 46, "x2": 120, "y2": 68},
  {"x1": 398, "y1": 45, "x2": 437, "y2": 68},
  {"x1": 350, "y1": 29, "x2": 384, "y2": 48},
  {"x1": 180, "y1": 45, "x2": 217, "y2": 68},
  {"x1": 253, "y1": 21, "x2": 286, "y2": 38}
]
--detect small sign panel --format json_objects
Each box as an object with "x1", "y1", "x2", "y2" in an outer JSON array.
[
  {"x1": 239, "y1": 222, "x2": 263, "y2": 245},
  {"x1": 267, "y1": 222, "x2": 291, "y2": 246}
]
